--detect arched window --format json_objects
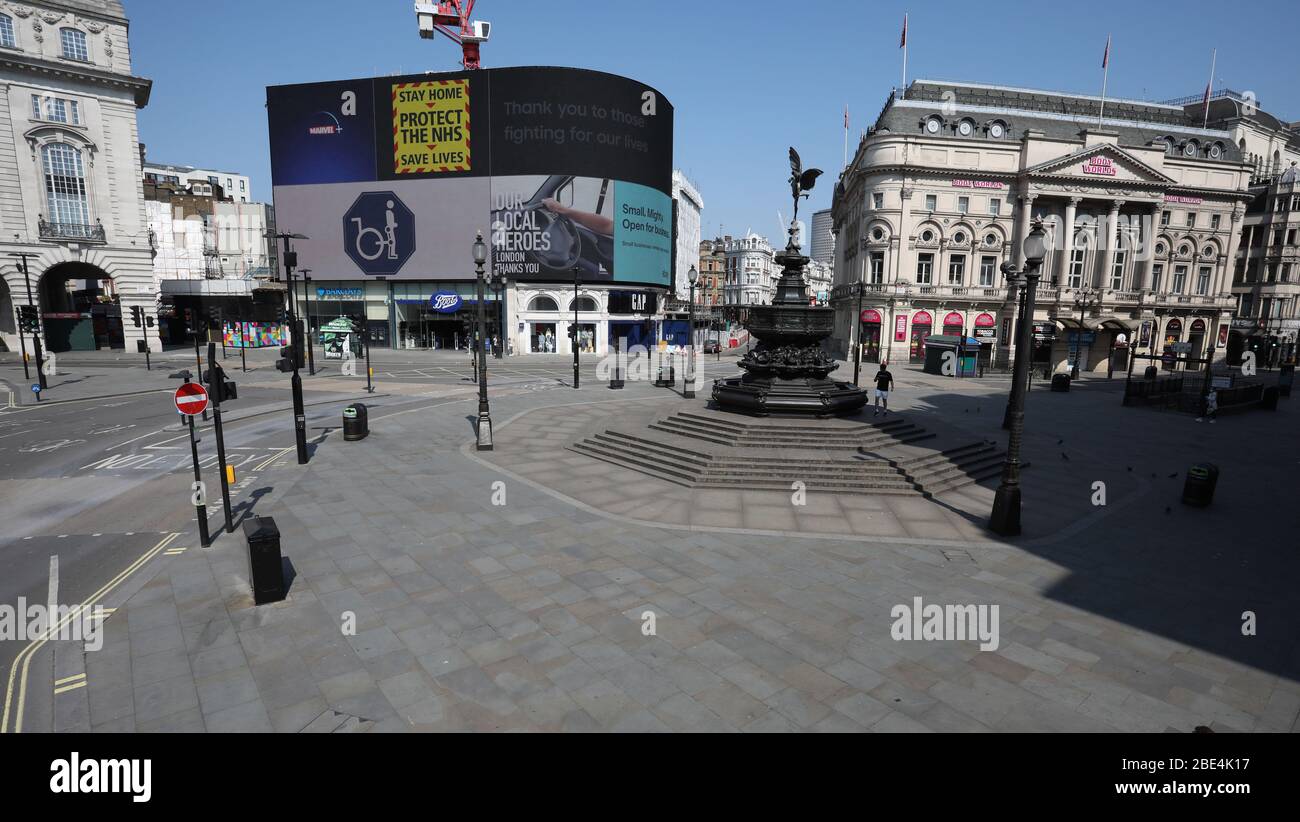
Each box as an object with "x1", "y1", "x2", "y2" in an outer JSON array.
[
  {"x1": 60, "y1": 28, "x2": 89, "y2": 61},
  {"x1": 567, "y1": 296, "x2": 598, "y2": 312},
  {"x1": 41, "y1": 143, "x2": 90, "y2": 227},
  {"x1": 527, "y1": 295, "x2": 558, "y2": 311},
  {"x1": 0, "y1": 15, "x2": 16, "y2": 49}
]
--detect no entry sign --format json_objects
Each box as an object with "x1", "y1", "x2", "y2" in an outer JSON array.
[{"x1": 174, "y1": 382, "x2": 210, "y2": 416}]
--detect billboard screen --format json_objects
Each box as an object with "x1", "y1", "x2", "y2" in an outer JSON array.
[{"x1": 267, "y1": 67, "x2": 674, "y2": 288}]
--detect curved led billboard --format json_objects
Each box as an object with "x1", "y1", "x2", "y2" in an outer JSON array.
[{"x1": 267, "y1": 67, "x2": 674, "y2": 288}]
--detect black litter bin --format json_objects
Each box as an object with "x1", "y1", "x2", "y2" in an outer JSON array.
[
  {"x1": 242, "y1": 516, "x2": 286, "y2": 604},
  {"x1": 1051, "y1": 374, "x2": 1071, "y2": 392},
  {"x1": 1260, "y1": 386, "x2": 1279, "y2": 411},
  {"x1": 343, "y1": 403, "x2": 369, "y2": 441},
  {"x1": 1181, "y1": 463, "x2": 1219, "y2": 508},
  {"x1": 1144, "y1": 365, "x2": 1158, "y2": 380}
]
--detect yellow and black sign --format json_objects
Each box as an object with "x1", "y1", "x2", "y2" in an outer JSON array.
[{"x1": 392, "y1": 79, "x2": 471, "y2": 174}]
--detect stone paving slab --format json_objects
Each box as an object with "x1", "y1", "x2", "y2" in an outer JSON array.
[{"x1": 25, "y1": 372, "x2": 1300, "y2": 732}]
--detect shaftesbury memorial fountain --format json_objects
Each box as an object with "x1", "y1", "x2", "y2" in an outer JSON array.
[{"x1": 712, "y1": 149, "x2": 868, "y2": 416}]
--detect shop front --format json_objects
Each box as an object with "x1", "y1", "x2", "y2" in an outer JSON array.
[
  {"x1": 941, "y1": 311, "x2": 965, "y2": 338},
  {"x1": 1162, "y1": 318, "x2": 1182, "y2": 371},
  {"x1": 973, "y1": 312, "x2": 997, "y2": 369},
  {"x1": 859, "y1": 308, "x2": 882, "y2": 363},
  {"x1": 393, "y1": 283, "x2": 502, "y2": 351},
  {"x1": 908, "y1": 310, "x2": 933, "y2": 364},
  {"x1": 1186, "y1": 318, "x2": 1207, "y2": 372}
]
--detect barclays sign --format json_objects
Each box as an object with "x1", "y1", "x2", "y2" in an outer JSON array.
[{"x1": 430, "y1": 292, "x2": 463, "y2": 313}]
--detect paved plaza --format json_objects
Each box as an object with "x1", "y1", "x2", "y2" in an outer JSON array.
[{"x1": 8, "y1": 354, "x2": 1297, "y2": 733}]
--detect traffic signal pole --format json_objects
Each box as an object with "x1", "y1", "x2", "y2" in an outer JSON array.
[
  {"x1": 207, "y1": 343, "x2": 234, "y2": 533},
  {"x1": 270, "y1": 232, "x2": 311, "y2": 465},
  {"x1": 12, "y1": 253, "x2": 47, "y2": 390},
  {"x1": 16, "y1": 307, "x2": 30, "y2": 381}
]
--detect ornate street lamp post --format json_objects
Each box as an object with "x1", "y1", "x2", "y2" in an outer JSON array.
[
  {"x1": 267, "y1": 231, "x2": 310, "y2": 464},
  {"x1": 491, "y1": 269, "x2": 506, "y2": 359},
  {"x1": 989, "y1": 219, "x2": 1049, "y2": 536},
  {"x1": 473, "y1": 231, "x2": 493, "y2": 450}
]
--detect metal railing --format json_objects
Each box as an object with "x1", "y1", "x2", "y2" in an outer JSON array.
[{"x1": 38, "y1": 219, "x2": 105, "y2": 243}]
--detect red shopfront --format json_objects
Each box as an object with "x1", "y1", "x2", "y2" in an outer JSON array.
[
  {"x1": 1162, "y1": 318, "x2": 1182, "y2": 371},
  {"x1": 973, "y1": 312, "x2": 997, "y2": 368},
  {"x1": 859, "y1": 308, "x2": 882, "y2": 363},
  {"x1": 942, "y1": 311, "x2": 965, "y2": 338},
  {"x1": 909, "y1": 310, "x2": 933, "y2": 363},
  {"x1": 1186, "y1": 318, "x2": 1207, "y2": 371}
]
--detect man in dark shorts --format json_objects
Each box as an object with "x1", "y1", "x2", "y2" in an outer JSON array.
[{"x1": 873, "y1": 363, "x2": 894, "y2": 416}]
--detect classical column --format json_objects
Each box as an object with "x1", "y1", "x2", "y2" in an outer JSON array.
[
  {"x1": 894, "y1": 186, "x2": 913, "y2": 285},
  {"x1": 1217, "y1": 206, "x2": 1246, "y2": 299},
  {"x1": 1013, "y1": 192, "x2": 1037, "y2": 268},
  {"x1": 1061, "y1": 197, "x2": 1079, "y2": 281},
  {"x1": 1138, "y1": 202, "x2": 1159, "y2": 293},
  {"x1": 1099, "y1": 200, "x2": 1123, "y2": 289}
]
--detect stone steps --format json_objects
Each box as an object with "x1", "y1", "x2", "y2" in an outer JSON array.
[
  {"x1": 650, "y1": 412, "x2": 935, "y2": 450},
  {"x1": 569, "y1": 430, "x2": 921, "y2": 495},
  {"x1": 894, "y1": 443, "x2": 1007, "y2": 496}
]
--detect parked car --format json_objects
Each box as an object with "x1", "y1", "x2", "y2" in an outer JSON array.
[{"x1": 703, "y1": 339, "x2": 721, "y2": 354}]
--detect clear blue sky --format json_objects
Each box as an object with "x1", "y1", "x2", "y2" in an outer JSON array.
[{"x1": 131, "y1": 0, "x2": 1298, "y2": 241}]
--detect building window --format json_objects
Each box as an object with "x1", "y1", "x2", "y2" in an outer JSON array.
[
  {"x1": 1196, "y1": 266, "x2": 1211, "y2": 295},
  {"x1": 1185, "y1": 212, "x2": 1195, "y2": 228},
  {"x1": 1151, "y1": 263, "x2": 1163, "y2": 292},
  {"x1": 947, "y1": 255, "x2": 965, "y2": 285},
  {"x1": 979, "y1": 255, "x2": 997, "y2": 286},
  {"x1": 872, "y1": 192, "x2": 883, "y2": 209},
  {"x1": 1111, "y1": 249, "x2": 1127, "y2": 290},
  {"x1": 868, "y1": 252, "x2": 884, "y2": 283},
  {"x1": 0, "y1": 14, "x2": 15, "y2": 49},
  {"x1": 957, "y1": 196, "x2": 969, "y2": 214},
  {"x1": 60, "y1": 28, "x2": 89, "y2": 61},
  {"x1": 240, "y1": 180, "x2": 246, "y2": 191},
  {"x1": 1289, "y1": 228, "x2": 1298, "y2": 245},
  {"x1": 924, "y1": 194, "x2": 937, "y2": 211},
  {"x1": 916, "y1": 253, "x2": 933, "y2": 284},
  {"x1": 989, "y1": 198, "x2": 1001, "y2": 216},
  {"x1": 1172, "y1": 265, "x2": 1187, "y2": 294},
  {"x1": 1160, "y1": 211, "x2": 1170, "y2": 226},
  {"x1": 1067, "y1": 247, "x2": 1086, "y2": 288},
  {"x1": 1283, "y1": 263, "x2": 1293, "y2": 283},
  {"x1": 1210, "y1": 214, "x2": 1221, "y2": 230},
  {"x1": 31, "y1": 95, "x2": 80, "y2": 125},
  {"x1": 41, "y1": 143, "x2": 90, "y2": 227},
  {"x1": 527, "y1": 296, "x2": 558, "y2": 311}
]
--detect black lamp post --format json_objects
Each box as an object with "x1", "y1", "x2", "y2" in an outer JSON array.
[
  {"x1": 267, "y1": 231, "x2": 310, "y2": 464},
  {"x1": 1001, "y1": 270, "x2": 1024, "y2": 430},
  {"x1": 473, "y1": 231, "x2": 493, "y2": 450},
  {"x1": 300, "y1": 269, "x2": 316, "y2": 376},
  {"x1": 685, "y1": 265, "x2": 699, "y2": 398},
  {"x1": 572, "y1": 266, "x2": 581, "y2": 389},
  {"x1": 989, "y1": 218, "x2": 1049, "y2": 537},
  {"x1": 1070, "y1": 287, "x2": 1100, "y2": 379}
]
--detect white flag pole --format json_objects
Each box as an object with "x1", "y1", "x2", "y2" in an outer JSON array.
[{"x1": 1202, "y1": 48, "x2": 1217, "y2": 129}]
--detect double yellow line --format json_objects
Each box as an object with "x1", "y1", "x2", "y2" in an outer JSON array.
[{"x1": 1, "y1": 531, "x2": 180, "y2": 734}]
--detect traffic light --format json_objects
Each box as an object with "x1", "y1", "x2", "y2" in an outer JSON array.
[
  {"x1": 130, "y1": 305, "x2": 144, "y2": 328},
  {"x1": 206, "y1": 305, "x2": 221, "y2": 329},
  {"x1": 202, "y1": 363, "x2": 238, "y2": 403},
  {"x1": 17, "y1": 305, "x2": 39, "y2": 333},
  {"x1": 276, "y1": 344, "x2": 302, "y2": 373}
]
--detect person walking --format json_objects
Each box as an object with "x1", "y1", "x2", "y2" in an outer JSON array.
[
  {"x1": 873, "y1": 362, "x2": 894, "y2": 417},
  {"x1": 1196, "y1": 388, "x2": 1218, "y2": 424}
]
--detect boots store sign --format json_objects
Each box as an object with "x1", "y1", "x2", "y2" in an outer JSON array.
[{"x1": 268, "y1": 67, "x2": 674, "y2": 289}]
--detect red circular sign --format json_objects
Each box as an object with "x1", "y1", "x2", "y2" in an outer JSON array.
[
  {"x1": 1190, "y1": 319, "x2": 1206, "y2": 332},
  {"x1": 943, "y1": 311, "x2": 965, "y2": 327},
  {"x1": 975, "y1": 312, "x2": 996, "y2": 328},
  {"x1": 174, "y1": 382, "x2": 209, "y2": 416},
  {"x1": 860, "y1": 309, "x2": 882, "y2": 324},
  {"x1": 912, "y1": 310, "x2": 932, "y2": 325}
]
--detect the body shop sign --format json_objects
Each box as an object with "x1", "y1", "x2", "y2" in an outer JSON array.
[{"x1": 1082, "y1": 156, "x2": 1116, "y2": 176}]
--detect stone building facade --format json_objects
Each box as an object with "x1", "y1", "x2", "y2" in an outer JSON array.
[
  {"x1": 831, "y1": 80, "x2": 1253, "y2": 376},
  {"x1": 0, "y1": 0, "x2": 154, "y2": 355}
]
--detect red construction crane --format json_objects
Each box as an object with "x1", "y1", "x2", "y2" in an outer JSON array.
[{"x1": 414, "y1": 1, "x2": 491, "y2": 70}]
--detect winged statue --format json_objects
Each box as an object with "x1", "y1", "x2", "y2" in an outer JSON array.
[{"x1": 788, "y1": 147, "x2": 823, "y2": 225}]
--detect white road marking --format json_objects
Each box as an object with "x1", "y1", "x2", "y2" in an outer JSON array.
[{"x1": 47, "y1": 555, "x2": 58, "y2": 613}]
